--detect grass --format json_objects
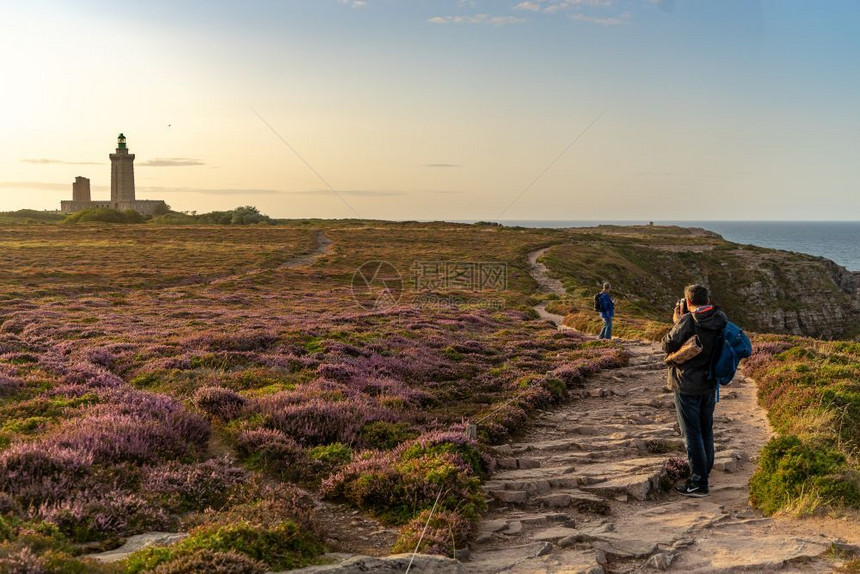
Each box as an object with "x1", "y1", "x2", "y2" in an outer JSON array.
[{"x1": 745, "y1": 337, "x2": 860, "y2": 515}]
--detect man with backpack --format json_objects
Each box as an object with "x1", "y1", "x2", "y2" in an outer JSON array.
[
  {"x1": 595, "y1": 282, "x2": 615, "y2": 340},
  {"x1": 662, "y1": 284, "x2": 727, "y2": 498}
]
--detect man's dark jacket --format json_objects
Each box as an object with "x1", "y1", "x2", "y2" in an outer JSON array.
[{"x1": 662, "y1": 307, "x2": 728, "y2": 395}]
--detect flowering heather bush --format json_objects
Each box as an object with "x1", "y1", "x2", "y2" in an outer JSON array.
[
  {"x1": 742, "y1": 340, "x2": 795, "y2": 374},
  {"x1": 184, "y1": 329, "x2": 279, "y2": 353},
  {"x1": 191, "y1": 386, "x2": 247, "y2": 420},
  {"x1": 0, "y1": 546, "x2": 45, "y2": 573},
  {"x1": 391, "y1": 509, "x2": 473, "y2": 557},
  {"x1": 664, "y1": 457, "x2": 691, "y2": 481},
  {"x1": 61, "y1": 367, "x2": 124, "y2": 389},
  {"x1": 50, "y1": 414, "x2": 196, "y2": 465},
  {"x1": 255, "y1": 393, "x2": 394, "y2": 446},
  {"x1": 34, "y1": 490, "x2": 169, "y2": 542},
  {"x1": 143, "y1": 458, "x2": 249, "y2": 512},
  {"x1": 0, "y1": 376, "x2": 21, "y2": 398},
  {"x1": 316, "y1": 362, "x2": 358, "y2": 382},
  {"x1": 0, "y1": 443, "x2": 93, "y2": 506},
  {"x1": 93, "y1": 389, "x2": 210, "y2": 447}
]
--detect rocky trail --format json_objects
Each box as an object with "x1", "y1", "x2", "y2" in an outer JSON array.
[{"x1": 461, "y1": 247, "x2": 856, "y2": 573}]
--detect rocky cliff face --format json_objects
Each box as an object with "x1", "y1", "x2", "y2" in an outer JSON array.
[
  {"x1": 738, "y1": 256, "x2": 860, "y2": 338},
  {"x1": 544, "y1": 226, "x2": 860, "y2": 339},
  {"x1": 731, "y1": 255, "x2": 860, "y2": 338}
]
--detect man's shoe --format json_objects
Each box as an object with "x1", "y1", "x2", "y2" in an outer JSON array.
[{"x1": 674, "y1": 481, "x2": 709, "y2": 498}]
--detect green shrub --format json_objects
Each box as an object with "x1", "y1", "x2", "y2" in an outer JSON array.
[
  {"x1": 63, "y1": 207, "x2": 145, "y2": 224},
  {"x1": 749, "y1": 435, "x2": 860, "y2": 515},
  {"x1": 322, "y1": 435, "x2": 489, "y2": 526},
  {"x1": 151, "y1": 549, "x2": 265, "y2": 574},
  {"x1": 359, "y1": 422, "x2": 419, "y2": 450},
  {"x1": 309, "y1": 442, "x2": 353, "y2": 465},
  {"x1": 391, "y1": 509, "x2": 473, "y2": 557},
  {"x1": 125, "y1": 520, "x2": 324, "y2": 573}
]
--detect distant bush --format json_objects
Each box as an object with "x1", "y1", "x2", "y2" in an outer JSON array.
[
  {"x1": 151, "y1": 206, "x2": 273, "y2": 225},
  {"x1": 63, "y1": 207, "x2": 145, "y2": 224},
  {"x1": 0, "y1": 209, "x2": 65, "y2": 223}
]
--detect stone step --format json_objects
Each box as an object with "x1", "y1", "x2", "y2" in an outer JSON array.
[{"x1": 581, "y1": 470, "x2": 663, "y2": 502}]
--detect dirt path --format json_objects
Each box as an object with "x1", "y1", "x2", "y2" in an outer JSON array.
[
  {"x1": 280, "y1": 230, "x2": 333, "y2": 270},
  {"x1": 205, "y1": 230, "x2": 333, "y2": 289},
  {"x1": 527, "y1": 246, "x2": 570, "y2": 328},
  {"x1": 464, "y1": 247, "x2": 854, "y2": 573}
]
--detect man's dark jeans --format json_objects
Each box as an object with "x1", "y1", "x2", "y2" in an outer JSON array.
[{"x1": 674, "y1": 390, "x2": 716, "y2": 486}]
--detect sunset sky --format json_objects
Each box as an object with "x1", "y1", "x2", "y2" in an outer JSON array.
[{"x1": 1, "y1": 0, "x2": 858, "y2": 220}]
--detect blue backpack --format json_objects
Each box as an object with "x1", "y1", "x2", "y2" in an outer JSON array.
[{"x1": 709, "y1": 321, "x2": 752, "y2": 386}]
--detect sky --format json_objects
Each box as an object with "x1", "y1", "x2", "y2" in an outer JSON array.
[{"x1": 1, "y1": 0, "x2": 858, "y2": 221}]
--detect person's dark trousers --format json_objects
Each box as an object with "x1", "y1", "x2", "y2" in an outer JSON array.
[
  {"x1": 599, "y1": 316, "x2": 612, "y2": 339},
  {"x1": 674, "y1": 390, "x2": 716, "y2": 486}
]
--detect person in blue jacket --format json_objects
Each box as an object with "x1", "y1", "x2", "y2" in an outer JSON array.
[{"x1": 597, "y1": 282, "x2": 614, "y2": 339}]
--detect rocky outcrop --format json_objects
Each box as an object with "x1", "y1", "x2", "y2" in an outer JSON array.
[{"x1": 721, "y1": 251, "x2": 860, "y2": 339}]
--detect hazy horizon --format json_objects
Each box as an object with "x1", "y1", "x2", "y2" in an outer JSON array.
[{"x1": 2, "y1": 0, "x2": 859, "y2": 221}]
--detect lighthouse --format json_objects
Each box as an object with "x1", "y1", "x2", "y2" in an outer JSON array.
[
  {"x1": 60, "y1": 134, "x2": 167, "y2": 215},
  {"x1": 109, "y1": 133, "x2": 136, "y2": 205}
]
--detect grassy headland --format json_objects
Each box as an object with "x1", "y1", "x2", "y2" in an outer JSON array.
[{"x1": 0, "y1": 219, "x2": 857, "y2": 569}]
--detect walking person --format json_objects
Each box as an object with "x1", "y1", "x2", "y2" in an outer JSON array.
[
  {"x1": 662, "y1": 284, "x2": 728, "y2": 498},
  {"x1": 596, "y1": 282, "x2": 614, "y2": 340}
]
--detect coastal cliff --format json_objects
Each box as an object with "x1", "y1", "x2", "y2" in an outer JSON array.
[{"x1": 539, "y1": 226, "x2": 860, "y2": 339}]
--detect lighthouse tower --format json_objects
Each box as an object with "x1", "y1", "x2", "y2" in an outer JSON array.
[{"x1": 109, "y1": 133, "x2": 136, "y2": 205}]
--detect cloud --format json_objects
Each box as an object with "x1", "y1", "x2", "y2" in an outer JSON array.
[
  {"x1": 428, "y1": 14, "x2": 526, "y2": 25},
  {"x1": 341, "y1": 0, "x2": 366, "y2": 8},
  {"x1": 422, "y1": 163, "x2": 462, "y2": 168},
  {"x1": 515, "y1": 0, "x2": 615, "y2": 13},
  {"x1": 291, "y1": 189, "x2": 405, "y2": 197},
  {"x1": 514, "y1": 2, "x2": 543, "y2": 11},
  {"x1": 571, "y1": 10, "x2": 630, "y2": 24},
  {"x1": 138, "y1": 158, "x2": 205, "y2": 167},
  {"x1": 20, "y1": 158, "x2": 101, "y2": 165},
  {"x1": 0, "y1": 181, "x2": 74, "y2": 191}
]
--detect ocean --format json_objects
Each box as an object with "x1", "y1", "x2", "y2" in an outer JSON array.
[{"x1": 498, "y1": 221, "x2": 860, "y2": 272}]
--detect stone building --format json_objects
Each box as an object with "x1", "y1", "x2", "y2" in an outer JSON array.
[
  {"x1": 72, "y1": 176, "x2": 91, "y2": 202},
  {"x1": 60, "y1": 134, "x2": 168, "y2": 215}
]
